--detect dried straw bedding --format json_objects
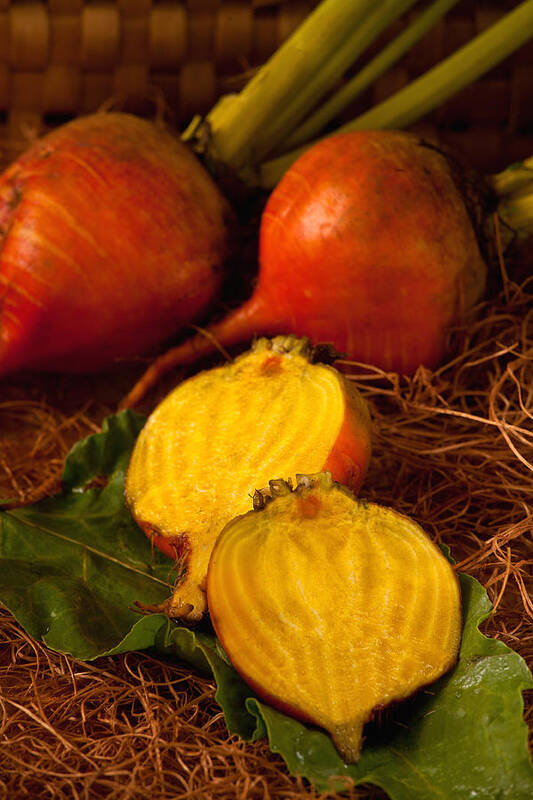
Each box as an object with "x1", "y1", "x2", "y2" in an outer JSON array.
[{"x1": 0, "y1": 264, "x2": 531, "y2": 798}]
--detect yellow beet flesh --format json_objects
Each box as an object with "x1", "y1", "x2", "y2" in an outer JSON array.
[
  {"x1": 207, "y1": 475, "x2": 462, "y2": 763},
  {"x1": 125, "y1": 338, "x2": 371, "y2": 621}
]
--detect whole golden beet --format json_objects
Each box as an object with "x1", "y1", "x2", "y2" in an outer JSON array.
[{"x1": 0, "y1": 112, "x2": 231, "y2": 375}]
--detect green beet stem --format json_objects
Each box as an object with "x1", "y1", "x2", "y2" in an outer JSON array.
[
  {"x1": 259, "y1": 0, "x2": 533, "y2": 189},
  {"x1": 202, "y1": 0, "x2": 384, "y2": 174},
  {"x1": 253, "y1": 0, "x2": 420, "y2": 164},
  {"x1": 490, "y1": 157, "x2": 533, "y2": 245},
  {"x1": 281, "y1": 0, "x2": 462, "y2": 153},
  {"x1": 492, "y1": 157, "x2": 533, "y2": 197}
]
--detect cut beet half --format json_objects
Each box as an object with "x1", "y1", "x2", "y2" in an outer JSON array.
[
  {"x1": 208, "y1": 474, "x2": 462, "y2": 763},
  {"x1": 125, "y1": 336, "x2": 371, "y2": 622}
]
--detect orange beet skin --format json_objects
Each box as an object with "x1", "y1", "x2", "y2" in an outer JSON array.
[
  {"x1": 121, "y1": 129, "x2": 488, "y2": 408},
  {"x1": 0, "y1": 112, "x2": 232, "y2": 375},
  {"x1": 259, "y1": 130, "x2": 487, "y2": 374}
]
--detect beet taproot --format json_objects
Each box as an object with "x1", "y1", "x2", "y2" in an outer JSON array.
[
  {"x1": 122, "y1": 129, "x2": 487, "y2": 408},
  {"x1": 125, "y1": 336, "x2": 371, "y2": 622},
  {"x1": 207, "y1": 473, "x2": 462, "y2": 763},
  {"x1": 0, "y1": 112, "x2": 232, "y2": 375}
]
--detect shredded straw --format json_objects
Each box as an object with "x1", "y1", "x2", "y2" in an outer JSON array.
[{"x1": 0, "y1": 279, "x2": 531, "y2": 798}]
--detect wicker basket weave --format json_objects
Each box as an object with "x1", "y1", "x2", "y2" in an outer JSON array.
[
  {"x1": 0, "y1": 0, "x2": 532, "y2": 175},
  {"x1": 0, "y1": 0, "x2": 315, "y2": 166}
]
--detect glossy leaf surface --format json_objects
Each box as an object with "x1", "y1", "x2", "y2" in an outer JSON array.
[{"x1": 0, "y1": 411, "x2": 172, "y2": 659}]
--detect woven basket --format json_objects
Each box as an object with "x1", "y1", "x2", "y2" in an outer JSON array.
[
  {"x1": 0, "y1": 0, "x2": 532, "y2": 175},
  {"x1": 0, "y1": 0, "x2": 314, "y2": 167}
]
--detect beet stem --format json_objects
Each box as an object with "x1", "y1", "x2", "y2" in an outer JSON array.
[
  {"x1": 281, "y1": 0, "x2": 461, "y2": 153},
  {"x1": 201, "y1": 0, "x2": 378, "y2": 174},
  {"x1": 252, "y1": 0, "x2": 419, "y2": 164},
  {"x1": 260, "y1": 1, "x2": 533, "y2": 189}
]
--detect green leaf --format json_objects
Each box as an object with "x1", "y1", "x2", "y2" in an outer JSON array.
[
  {"x1": 156, "y1": 622, "x2": 265, "y2": 741},
  {"x1": 0, "y1": 411, "x2": 173, "y2": 659},
  {"x1": 62, "y1": 409, "x2": 147, "y2": 490},
  {"x1": 0, "y1": 412, "x2": 531, "y2": 797}
]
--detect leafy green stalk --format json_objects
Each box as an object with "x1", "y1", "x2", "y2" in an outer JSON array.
[
  {"x1": 492, "y1": 156, "x2": 533, "y2": 197},
  {"x1": 201, "y1": 0, "x2": 385, "y2": 173},
  {"x1": 250, "y1": 0, "x2": 420, "y2": 164},
  {"x1": 281, "y1": 0, "x2": 461, "y2": 152},
  {"x1": 499, "y1": 189, "x2": 533, "y2": 242},
  {"x1": 259, "y1": 0, "x2": 533, "y2": 188},
  {"x1": 490, "y1": 157, "x2": 533, "y2": 245}
]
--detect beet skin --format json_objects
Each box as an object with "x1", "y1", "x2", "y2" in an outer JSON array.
[{"x1": 0, "y1": 112, "x2": 232, "y2": 375}]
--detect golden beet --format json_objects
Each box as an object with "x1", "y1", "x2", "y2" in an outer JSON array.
[
  {"x1": 207, "y1": 474, "x2": 462, "y2": 763},
  {"x1": 125, "y1": 337, "x2": 371, "y2": 622}
]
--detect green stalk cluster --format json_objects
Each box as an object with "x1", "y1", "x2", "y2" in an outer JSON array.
[
  {"x1": 259, "y1": 0, "x2": 533, "y2": 188},
  {"x1": 280, "y1": 0, "x2": 461, "y2": 153},
  {"x1": 203, "y1": 0, "x2": 379, "y2": 174},
  {"x1": 491, "y1": 157, "x2": 533, "y2": 246},
  {"x1": 187, "y1": 0, "x2": 533, "y2": 202}
]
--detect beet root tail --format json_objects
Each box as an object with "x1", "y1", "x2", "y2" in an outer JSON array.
[{"x1": 119, "y1": 294, "x2": 274, "y2": 408}]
